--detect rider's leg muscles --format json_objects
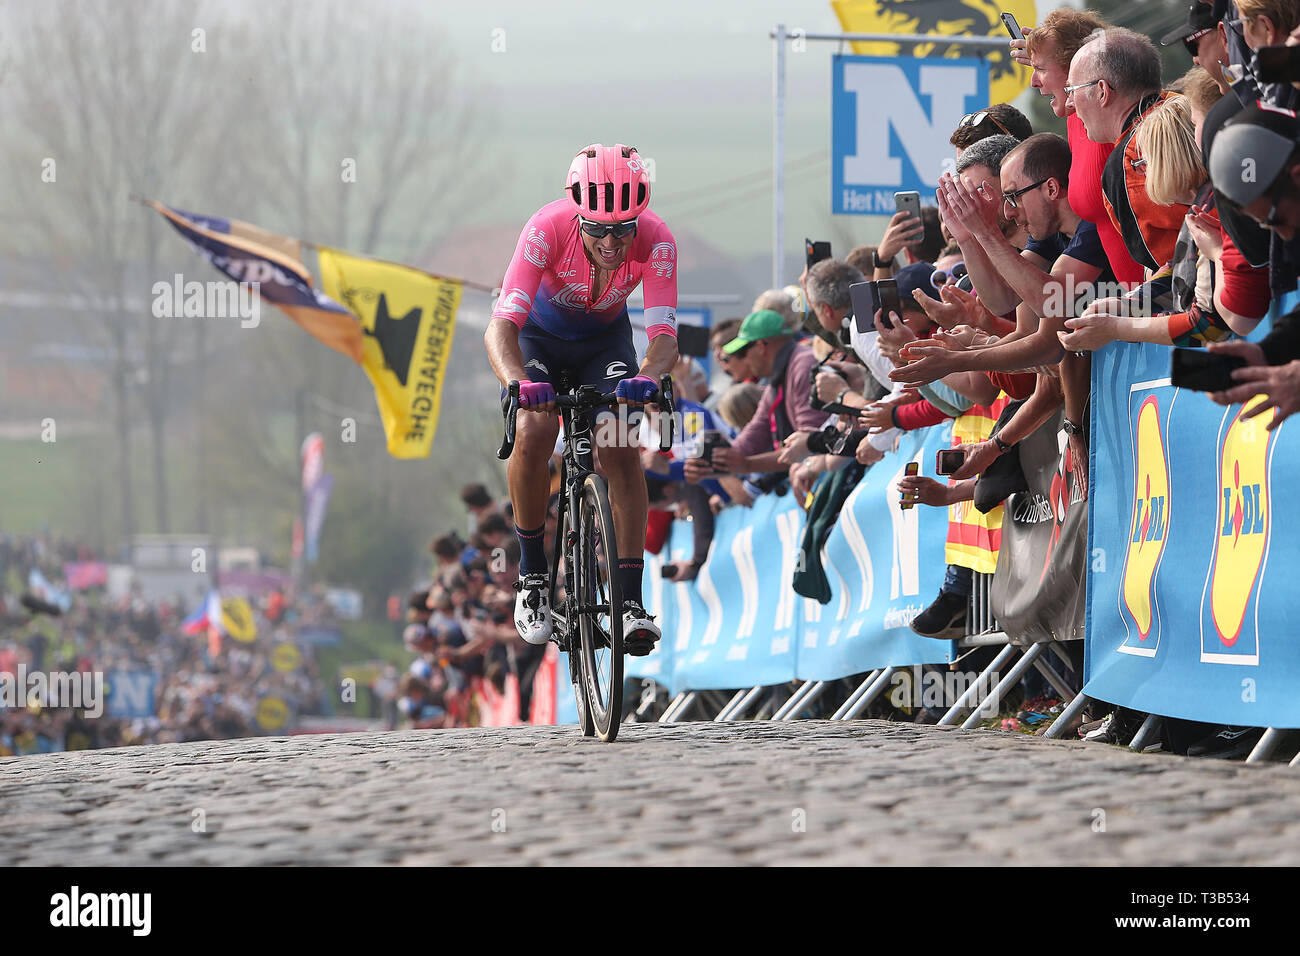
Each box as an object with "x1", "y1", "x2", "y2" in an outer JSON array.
[
  {"x1": 596, "y1": 418, "x2": 648, "y2": 605},
  {"x1": 510, "y1": 411, "x2": 560, "y2": 575}
]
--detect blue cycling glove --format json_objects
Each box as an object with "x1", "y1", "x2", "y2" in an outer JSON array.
[
  {"x1": 616, "y1": 374, "x2": 658, "y2": 403},
  {"x1": 518, "y1": 381, "x2": 556, "y2": 408}
]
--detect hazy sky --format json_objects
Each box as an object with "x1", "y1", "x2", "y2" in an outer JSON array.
[{"x1": 426, "y1": 0, "x2": 852, "y2": 270}]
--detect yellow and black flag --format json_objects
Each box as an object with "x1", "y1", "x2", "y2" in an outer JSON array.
[
  {"x1": 831, "y1": 0, "x2": 1034, "y2": 105},
  {"x1": 147, "y1": 201, "x2": 462, "y2": 458},
  {"x1": 318, "y1": 250, "x2": 460, "y2": 459}
]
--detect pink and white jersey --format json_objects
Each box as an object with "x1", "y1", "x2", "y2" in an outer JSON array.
[{"x1": 492, "y1": 199, "x2": 678, "y2": 341}]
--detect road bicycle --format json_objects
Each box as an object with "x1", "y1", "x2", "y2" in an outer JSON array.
[{"x1": 499, "y1": 372, "x2": 675, "y2": 741}]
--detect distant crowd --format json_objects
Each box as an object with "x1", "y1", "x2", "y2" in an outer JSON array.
[{"x1": 0, "y1": 532, "x2": 329, "y2": 755}]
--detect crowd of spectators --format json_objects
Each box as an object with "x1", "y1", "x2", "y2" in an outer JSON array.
[
  {"x1": 398, "y1": 484, "x2": 537, "y2": 728},
  {"x1": 0, "y1": 533, "x2": 329, "y2": 755}
]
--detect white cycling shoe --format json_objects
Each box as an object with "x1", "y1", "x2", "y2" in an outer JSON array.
[
  {"x1": 622, "y1": 601, "x2": 660, "y2": 657},
  {"x1": 513, "y1": 573, "x2": 553, "y2": 645}
]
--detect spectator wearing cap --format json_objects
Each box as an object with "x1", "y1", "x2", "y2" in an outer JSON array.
[
  {"x1": 709, "y1": 317, "x2": 756, "y2": 385},
  {"x1": 1206, "y1": 100, "x2": 1300, "y2": 422},
  {"x1": 752, "y1": 288, "x2": 803, "y2": 336},
  {"x1": 1209, "y1": 99, "x2": 1300, "y2": 239},
  {"x1": 1161, "y1": 1, "x2": 1233, "y2": 92},
  {"x1": 684, "y1": 309, "x2": 828, "y2": 489}
]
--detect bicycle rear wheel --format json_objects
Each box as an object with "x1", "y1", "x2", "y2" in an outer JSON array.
[{"x1": 577, "y1": 473, "x2": 623, "y2": 741}]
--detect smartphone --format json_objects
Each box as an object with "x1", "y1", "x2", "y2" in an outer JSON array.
[
  {"x1": 893, "y1": 191, "x2": 922, "y2": 228},
  {"x1": 805, "y1": 238, "x2": 832, "y2": 271},
  {"x1": 698, "y1": 429, "x2": 730, "y2": 472},
  {"x1": 900, "y1": 461, "x2": 920, "y2": 510},
  {"x1": 1000, "y1": 12, "x2": 1024, "y2": 40},
  {"x1": 849, "y1": 280, "x2": 883, "y2": 333},
  {"x1": 936, "y1": 448, "x2": 966, "y2": 476},
  {"x1": 677, "y1": 323, "x2": 710, "y2": 358},
  {"x1": 1170, "y1": 348, "x2": 1246, "y2": 393},
  {"x1": 877, "y1": 279, "x2": 903, "y2": 324},
  {"x1": 1254, "y1": 45, "x2": 1300, "y2": 84}
]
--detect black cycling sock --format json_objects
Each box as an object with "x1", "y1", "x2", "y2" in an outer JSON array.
[
  {"x1": 516, "y1": 524, "x2": 547, "y2": 575},
  {"x1": 618, "y1": 558, "x2": 645, "y2": 606}
]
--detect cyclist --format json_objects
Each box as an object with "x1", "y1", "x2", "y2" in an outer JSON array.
[{"x1": 484, "y1": 144, "x2": 679, "y2": 656}]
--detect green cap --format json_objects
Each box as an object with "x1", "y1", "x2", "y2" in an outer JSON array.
[{"x1": 723, "y1": 309, "x2": 788, "y2": 354}]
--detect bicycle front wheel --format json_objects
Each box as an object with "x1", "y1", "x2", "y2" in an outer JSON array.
[
  {"x1": 577, "y1": 473, "x2": 623, "y2": 741},
  {"x1": 558, "y1": 498, "x2": 595, "y2": 737}
]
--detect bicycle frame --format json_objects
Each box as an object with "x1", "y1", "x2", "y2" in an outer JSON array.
[
  {"x1": 497, "y1": 371, "x2": 675, "y2": 734},
  {"x1": 550, "y1": 378, "x2": 601, "y2": 667}
]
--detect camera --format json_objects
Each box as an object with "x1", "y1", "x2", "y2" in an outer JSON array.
[
  {"x1": 809, "y1": 362, "x2": 829, "y2": 411},
  {"x1": 1255, "y1": 45, "x2": 1300, "y2": 84}
]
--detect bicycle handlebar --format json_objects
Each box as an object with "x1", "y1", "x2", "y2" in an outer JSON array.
[{"x1": 497, "y1": 374, "x2": 676, "y2": 460}]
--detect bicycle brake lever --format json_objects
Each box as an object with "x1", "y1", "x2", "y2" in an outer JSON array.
[
  {"x1": 657, "y1": 373, "x2": 675, "y2": 452},
  {"x1": 497, "y1": 380, "x2": 520, "y2": 460}
]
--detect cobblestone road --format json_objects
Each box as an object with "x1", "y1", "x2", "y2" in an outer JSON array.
[{"x1": 3, "y1": 721, "x2": 1298, "y2": 865}]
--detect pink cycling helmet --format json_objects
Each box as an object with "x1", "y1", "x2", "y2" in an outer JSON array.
[{"x1": 565, "y1": 144, "x2": 651, "y2": 223}]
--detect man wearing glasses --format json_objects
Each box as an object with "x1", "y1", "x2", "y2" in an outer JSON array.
[
  {"x1": 1067, "y1": 28, "x2": 1188, "y2": 275},
  {"x1": 484, "y1": 144, "x2": 678, "y2": 652},
  {"x1": 891, "y1": 133, "x2": 1114, "y2": 492}
]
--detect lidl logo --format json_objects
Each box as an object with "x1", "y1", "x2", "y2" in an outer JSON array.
[
  {"x1": 1204, "y1": 396, "x2": 1275, "y2": 658},
  {"x1": 1120, "y1": 395, "x2": 1171, "y2": 647}
]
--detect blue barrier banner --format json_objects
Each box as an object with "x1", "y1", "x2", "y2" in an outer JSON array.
[
  {"x1": 797, "y1": 426, "x2": 956, "y2": 679},
  {"x1": 625, "y1": 534, "x2": 686, "y2": 695},
  {"x1": 666, "y1": 492, "x2": 803, "y2": 692},
  {"x1": 1087, "y1": 340, "x2": 1300, "y2": 728}
]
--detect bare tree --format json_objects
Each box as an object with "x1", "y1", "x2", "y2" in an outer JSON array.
[{"x1": 0, "y1": 0, "x2": 252, "y2": 538}]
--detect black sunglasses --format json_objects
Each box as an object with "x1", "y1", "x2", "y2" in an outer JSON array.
[{"x1": 579, "y1": 217, "x2": 638, "y2": 239}]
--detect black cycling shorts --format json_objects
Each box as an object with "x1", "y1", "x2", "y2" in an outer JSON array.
[{"x1": 504, "y1": 311, "x2": 639, "y2": 406}]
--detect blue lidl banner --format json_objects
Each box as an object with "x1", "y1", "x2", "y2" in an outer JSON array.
[
  {"x1": 797, "y1": 425, "x2": 956, "y2": 679},
  {"x1": 669, "y1": 492, "x2": 804, "y2": 692},
  {"x1": 1087, "y1": 340, "x2": 1300, "y2": 728},
  {"x1": 832, "y1": 55, "x2": 990, "y2": 215},
  {"x1": 626, "y1": 428, "x2": 955, "y2": 695}
]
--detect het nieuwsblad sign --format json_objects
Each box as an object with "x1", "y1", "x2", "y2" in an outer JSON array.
[{"x1": 831, "y1": 54, "x2": 990, "y2": 215}]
